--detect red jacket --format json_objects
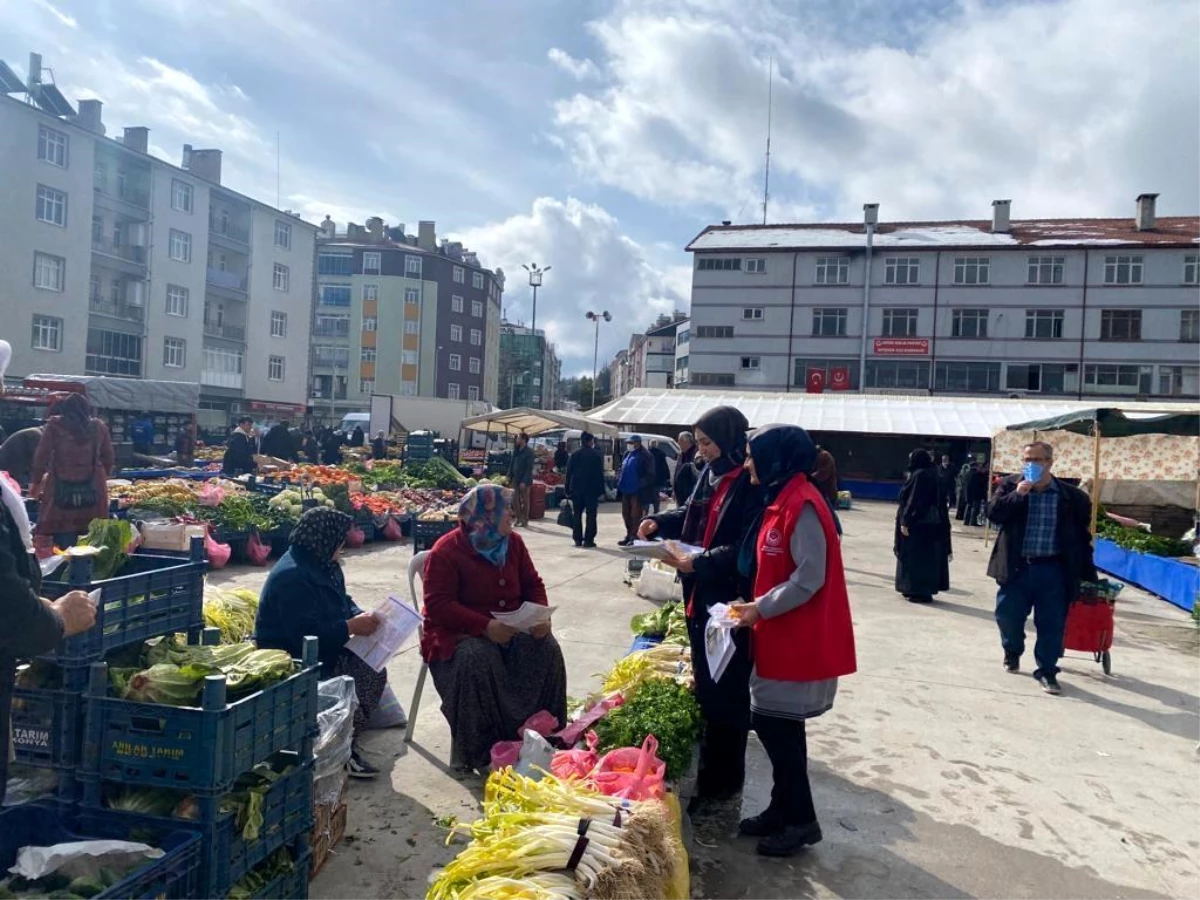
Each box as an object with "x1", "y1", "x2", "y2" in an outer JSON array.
[
  {"x1": 752, "y1": 473, "x2": 856, "y2": 682},
  {"x1": 420, "y1": 527, "x2": 547, "y2": 663}
]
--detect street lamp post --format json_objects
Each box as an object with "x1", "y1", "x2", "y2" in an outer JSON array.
[
  {"x1": 521, "y1": 263, "x2": 550, "y2": 408},
  {"x1": 585, "y1": 310, "x2": 612, "y2": 409}
]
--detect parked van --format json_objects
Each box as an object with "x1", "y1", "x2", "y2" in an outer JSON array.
[{"x1": 338, "y1": 412, "x2": 371, "y2": 436}]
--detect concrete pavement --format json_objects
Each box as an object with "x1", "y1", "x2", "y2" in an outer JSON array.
[{"x1": 212, "y1": 499, "x2": 1200, "y2": 899}]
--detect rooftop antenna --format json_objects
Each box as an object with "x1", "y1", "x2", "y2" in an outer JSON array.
[{"x1": 762, "y1": 55, "x2": 773, "y2": 226}]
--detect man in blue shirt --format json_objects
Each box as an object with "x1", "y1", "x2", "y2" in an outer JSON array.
[
  {"x1": 617, "y1": 435, "x2": 653, "y2": 546},
  {"x1": 986, "y1": 441, "x2": 1096, "y2": 695}
]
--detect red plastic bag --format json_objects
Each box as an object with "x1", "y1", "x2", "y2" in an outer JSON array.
[
  {"x1": 345, "y1": 525, "x2": 366, "y2": 548},
  {"x1": 592, "y1": 735, "x2": 666, "y2": 801},
  {"x1": 205, "y1": 528, "x2": 231, "y2": 568},
  {"x1": 550, "y1": 731, "x2": 599, "y2": 782},
  {"x1": 553, "y1": 696, "x2": 622, "y2": 747},
  {"x1": 519, "y1": 710, "x2": 560, "y2": 738},
  {"x1": 381, "y1": 517, "x2": 402, "y2": 541},
  {"x1": 490, "y1": 740, "x2": 521, "y2": 772},
  {"x1": 245, "y1": 530, "x2": 271, "y2": 566}
]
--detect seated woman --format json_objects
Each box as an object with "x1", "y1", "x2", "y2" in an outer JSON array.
[
  {"x1": 421, "y1": 484, "x2": 567, "y2": 772},
  {"x1": 255, "y1": 507, "x2": 386, "y2": 778}
]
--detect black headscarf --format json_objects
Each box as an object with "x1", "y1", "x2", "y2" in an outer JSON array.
[
  {"x1": 908, "y1": 449, "x2": 934, "y2": 472},
  {"x1": 738, "y1": 425, "x2": 819, "y2": 578},
  {"x1": 693, "y1": 406, "x2": 750, "y2": 476},
  {"x1": 289, "y1": 507, "x2": 353, "y2": 572}
]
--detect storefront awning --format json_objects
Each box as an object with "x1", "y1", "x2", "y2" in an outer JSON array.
[{"x1": 461, "y1": 407, "x2": 620, "y2": 438}]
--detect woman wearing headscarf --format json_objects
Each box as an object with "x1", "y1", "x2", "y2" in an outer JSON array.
[
  {"x1": 731, "y1": 424, "x2": 856, "y2": 857},
  {"x1": 256, "y1": 507, "x2": 388, "y2": 778},
  {"x1": 894, "y1": 449, "x2": 951, "y2": 604},
  {"x1": 639, "y1": 406, "x2": 760, "y2": 809},
  {"x1": 421, "y1": 484, "x2": 567, "y2": 772},
  {"x1": 30, "y1": 393, "x2": 114, "y2": 549}
]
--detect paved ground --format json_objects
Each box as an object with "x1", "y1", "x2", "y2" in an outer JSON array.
[{"x1": 212, "y1": 499, "x2": 1200, "y2": 900}]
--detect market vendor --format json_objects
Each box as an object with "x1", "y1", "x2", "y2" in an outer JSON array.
[
  {"x1": 222, "y1": 416, "x2": 258, "y2": 475},
  {"x1": 255, "y1": 507, "x2": 387, "y2": 779},
  {"x1": 420, "y1": 484, "x2": 567, "y2": 772}
]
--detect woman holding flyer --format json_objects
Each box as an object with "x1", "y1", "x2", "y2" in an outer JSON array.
[{"x1": 421, "y1": 484, "x2": 567, "y2": 772}]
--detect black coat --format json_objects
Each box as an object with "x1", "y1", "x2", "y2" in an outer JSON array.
[
  {"x1": 986, "y1": 476, "x2": 1097, "y2": 602},
  {"x1": 222, "y1": 429, "x2": 257, "y2": 475},
  {"x1": 894, "y1": 467, "x2": 951, "y2": 596},
  {"x1": 565, "y1": 446, "x2": 605, "y2": 502},
  {"x1": 349, "y1": 427, "x2": 365, "y2": 448},
  {"x1": 321, "y1": 434, "x2": 343, "y2": 465},
  {"x1": 936, "y1": 464, "x2": 957, "y2": 504},
  {"x1": 672, "y1": 447, "x2": 699, "y2": 506},
  {"x1": 260, "y1": 424, "x2": 295, "y2": 461},
  {"x1": 966, "y1": 465, "x2": 989, "y2": 504},
  {"x1": 650, "y1": 447, "x2": 670, "y2": 487},
  {"x1": 649, "y1": 467, "x2": 761, "y2": 730}
]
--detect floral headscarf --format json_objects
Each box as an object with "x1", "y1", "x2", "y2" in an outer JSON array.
[
  {"x1": 459, "y1": 484, "x2": 511, "y2": 567},
  {"x1": 289, "y1": 506, "x2": 353, "y2": 571}
]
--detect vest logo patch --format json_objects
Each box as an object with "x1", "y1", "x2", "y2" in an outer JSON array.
[{"x1": 762, "y1": 527, "x2": 785, "y2": 556}]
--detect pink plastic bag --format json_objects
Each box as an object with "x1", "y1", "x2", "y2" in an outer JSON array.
[
  {"x1": 344, "y1": 525, "x2": 366, "y2": 548},
  {"x1": 550, "y1": 731, "x2": 599, "y2": 782},
  {"x1": 519, "y1": 710, "x2": 560, "y2": 738},
  {"x1": 490, "y1": 740, "x2": 521, "y2": 772},
  {"x1": 592, "y1": 735, "x2": 666, "y2": 801},
  {"x1": 381, "y1": 517, "x2": 402, "y2": 541},
  {"x1": 198, "y1": 483, "x2": 226, "y2": 507},
  {"x1": 205, "y1": 529, "x2": 231, "y2": 568},
  {"x1": 245, "y1": 530, "x2": 271, "y2": 566},
  {"x1": 553, "y1": 696, "x2": 622, "y2": 747}
]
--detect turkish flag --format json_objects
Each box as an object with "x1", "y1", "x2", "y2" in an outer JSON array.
[
  {"x1": 806, "y1": 368, "x2": 826, "y2": 394},
  {"x1": 830, "y1": 367, "x2": 851, "y2": 391}
]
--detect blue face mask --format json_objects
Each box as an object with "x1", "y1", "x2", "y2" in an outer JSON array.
[{"x1": 1023, "y1": 461, "x2": 1045, "y2": 483}]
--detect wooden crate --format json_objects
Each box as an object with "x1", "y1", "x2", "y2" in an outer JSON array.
[{"x1": 309, "y1": 801, "x2": 347, "y2": 879}]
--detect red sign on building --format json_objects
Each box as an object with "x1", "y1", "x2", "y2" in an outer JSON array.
[
  {"x1": 806, "y1": 368, "x2": 826, "y2": 394},
  {"x1": 873, "y1": 338, "x2": 929, "y2": 356},
  {"x1": 829, "y1": 367, "x2": 851, "y2": 390}
]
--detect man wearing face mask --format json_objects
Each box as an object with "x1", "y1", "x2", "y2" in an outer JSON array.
[{"x1": 986, "y1": 441, "x2": 1096, "y2": 696}]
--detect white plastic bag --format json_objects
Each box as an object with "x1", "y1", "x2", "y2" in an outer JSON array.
[
  {"x1": 315, "y1": 676, "x2": 358, "y2": 783},
  {"x1": 636, "y1": 560, "x2": 682, "y2": 603},
  {"x1": 513, "y1": 730, "x2": 556, "y2": 781},
  {"x1": 704, "y1": 603, "x2": 739, "y2": 683}
]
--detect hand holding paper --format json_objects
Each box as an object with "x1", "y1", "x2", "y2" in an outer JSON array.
[{"x1": 492, "y1": 602, "x2": 555, "y2": 634}]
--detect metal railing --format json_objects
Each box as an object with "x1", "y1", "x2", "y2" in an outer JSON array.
[
  {"x1": 209, "y1": 217, "x2": 250, "y2": 244},
  {"x1": 88, "y1": 297, "x2": 145, "y2": 322},
  {"x1": 95, "y1": 182, "x2": 150, "y2": 209},
  {"x1": 203, "y1": 321, "x2": 246, "y2": 341},
  {"x1": 92, "y1": 238, "x2": 147, "y2": 265},
  {"x1": 205, "y1": 268, "x2": 249, "y2": 294}
]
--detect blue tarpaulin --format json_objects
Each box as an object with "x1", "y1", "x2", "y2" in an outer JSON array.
[{"x1": 1094, "y1": 538, "x2": 1198, "y2": 613}]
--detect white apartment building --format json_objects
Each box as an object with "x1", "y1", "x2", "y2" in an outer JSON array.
[
  {"x1": 0, "y1": 58, "x2": 315, "y2": 434},
  {"x1": 684, "y1": 196, "x2": 1199, "y2": 400}
]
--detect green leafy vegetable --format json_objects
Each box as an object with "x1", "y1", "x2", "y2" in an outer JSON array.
[
  {"x1": 226, "y1": 848, "x2": 294, "y2": 899},
  {"x1": 77, "y1": 518, "x2": 136, "y2": 579},
  {"x1": 594, "y1": 677, "x2": 702, "y2": 780}
]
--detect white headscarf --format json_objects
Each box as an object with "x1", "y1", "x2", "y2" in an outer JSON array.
[{"x1": 0, "y1": 340, "x2": 33, "y2": 549}]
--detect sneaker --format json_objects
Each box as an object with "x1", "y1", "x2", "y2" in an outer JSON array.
[
  {"x1": 739, "y1": 808, "x2": 786, "y2": 837},
  {"x1": 1034, "y1": 670, "x2": 1062, "y2": 695},
  {"x1": 1004, "y1": 652, "x2": 1020, "y2": 673},
  {"x1": 617, "y1": 538, "x2": 633, "y2": 547},
  {"x1": 757, "y1": 821, "x2": 823, "y2": 857},
  {"x1": 347, "y1": 747, "x2": 380, "y2": 779}
]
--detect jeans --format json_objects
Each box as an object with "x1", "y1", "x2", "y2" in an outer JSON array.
[
  {"x1": 621, "y1": 495, "x2": 643, "y2": 539},
  {"x1": 570, "y1": 496, "x2": 598, "y2": 545},
  {"x1": 995, "y1": 559, "x2": 1068, "y2": 675},
  {"x1": 752, "y1": 712, "x2": 817, "y2": 826}
]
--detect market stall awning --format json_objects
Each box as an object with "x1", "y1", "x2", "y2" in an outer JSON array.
[
  {"x1": 1005, "y1": 408, "x2": 1200, "y2": 437},
  {"x1": 460, "y1": 407, "x2": 620, "y2": 438},
  {"x1": 26, "y1": 374, "x2": 200, "y2": 414}
]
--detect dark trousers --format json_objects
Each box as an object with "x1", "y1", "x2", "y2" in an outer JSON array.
[
  {"x1": 621, "y1": 494, "x2": 643, "y2": 539},
  {"x1": 752, "y1": 712, "x2": 817, "y2": 826},
  {"x1": 697, "y1": 722, "x2": 749, "y2": 799},
  {"x1": 964, "y1": 499, "x2": 984, "y2": 525},
  {"x1": 995, "y1": 560, "x2": 1068, "y2": 675},
  {"x1": 570, "y1": 496, "x2": 598, "y2": 545}
]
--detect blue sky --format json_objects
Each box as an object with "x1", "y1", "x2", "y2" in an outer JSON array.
[{"x1": 3, "y1": 0, "x2": 1196, "y2": 375}]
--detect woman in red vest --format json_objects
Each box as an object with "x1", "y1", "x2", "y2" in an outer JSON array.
[{"x1": 732, "y1": 424, "x2": 857, "y2": 858}]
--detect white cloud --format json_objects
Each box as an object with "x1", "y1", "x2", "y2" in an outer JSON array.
[
  {"x1": 32, "y1": 0, "x2": 76, "y2": 28},
  {"x1": 547, "y1": 48, "x2": 600, "y2": 81},
  {"x1": 454, "y1": 197, "x2": 690, "y2": 375}
]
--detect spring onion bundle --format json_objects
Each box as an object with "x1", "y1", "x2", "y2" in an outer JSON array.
[
  {"x1": 449, "y1": 873, "x2": 581, "y2": 900},
  {"x1": 599, "y1": 644, "x2": 691, "y2": 698},
  {"x1": 203, "y1": 586, "x2": 260, "y2": 643}
]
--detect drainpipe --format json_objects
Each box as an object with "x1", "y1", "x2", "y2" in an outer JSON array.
[
  {"x1": 928, "y1": 250, "x2": 942, "y2": 394},
  {"x1": 1077, "y1": 249, "x2": 1089, "y2": 399},
  {"x1": 858, "y1": 204, "x2": 879, "y2": 391},
  {"x1": 785, "y1": 251, "x2": 799, "y2": 392}
]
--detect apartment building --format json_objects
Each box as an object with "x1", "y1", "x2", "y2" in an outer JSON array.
[
  {"x1": 499, "y1": 323, "x2": 561, "y2": 409},
  {"x1": 0, "y1": 58, "x2": 315, "y2": 432},
  {"x1": 683, "y1": 195, "x2": 1199, "y2": 400},
  {"x1": 311, "y1": 218, "x2": 504, "y2": 424},
  {"x1": 606, "y1": 313, "x2": 688, "y2": 398}
]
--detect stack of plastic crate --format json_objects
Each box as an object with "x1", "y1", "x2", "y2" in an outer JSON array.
[{"x1": 405, "y1": 430, "x2": 436, "y2": 463}]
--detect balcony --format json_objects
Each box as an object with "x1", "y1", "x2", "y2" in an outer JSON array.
[
  {"x1": 92, "y1": 238, "x2": 148, "y2": 275},
  {"x1": 201, "y1": 369, "x2": 244, "y2": 390},
  {"x1": 206, "y1": 267, "x2": 248, "y2": 299},
  {"x1": 88, "y1": 296, "x2": 145, "y2": 324},
  {"x1": 203, "y1": 321, "x2": 246, "y2": 341},
  {"x1": 209, "y1": 216, "x2": 250, "y2": 248},
  {"x1": 94, "y1": 181, "x2": 150, "y2": 211}
]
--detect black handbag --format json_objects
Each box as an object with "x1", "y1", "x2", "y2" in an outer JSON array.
[
  {"x1": 556, "y1": 500, "x2": 575, "y2": 529},
  {"x1": 53, "y1": 426, "x2": 99, "y2": 509}
]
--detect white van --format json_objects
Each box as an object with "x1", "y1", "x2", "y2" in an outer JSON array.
[{"x1": 338, "y1": 412, "x2": 371, "y2": 436}]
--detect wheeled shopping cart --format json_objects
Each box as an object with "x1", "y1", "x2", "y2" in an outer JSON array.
[{"x1": 1063, "y1": 580, "x2": 1123, "y2": 675}]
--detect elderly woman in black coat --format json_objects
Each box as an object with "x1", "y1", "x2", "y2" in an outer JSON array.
[{"x1": 894, "y1": 449, "x2": 951, "y2": 604}]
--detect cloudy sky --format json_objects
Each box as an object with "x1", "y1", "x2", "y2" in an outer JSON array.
[{"x1": 3, "y1": 0, "x2": 1196, "y2": 375}]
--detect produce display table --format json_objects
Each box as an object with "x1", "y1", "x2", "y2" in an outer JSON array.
[{"x1": 1095, "y1": 538, "x2": 1198, "y2": 613}]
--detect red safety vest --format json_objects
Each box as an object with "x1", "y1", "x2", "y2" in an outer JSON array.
[{"x1": 752, "y1": 473, "x2": 857, "y2": 682}]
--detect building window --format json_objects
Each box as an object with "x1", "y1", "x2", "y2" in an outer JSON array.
[
  {"x1": 1027, "y1": 256, "x2": 1064, "y2": 285},
  {"x1": 37, "y1": 125, "x2": 68, "y2": 167},
  {"x1": 405, "y1": 256, "x2": 422, "y2": 278},
  {"x1": 469, "y1": 357, "x2": 481, "y2": 374},
  {"x1": 469, "y1": 328, "x2": 482, "y2": 346},
  {"x1": 405, "y1": 288, "x2": 420, "y2": 304},
  {"x1": 468, "y1": 385, "x2": 480, "y2": 401},
  {"x1": 166, "y1": 284, "x2": 189, "y2": 317},
  {"x1": 1104, "y1": 255, "x2": 1143, "y2": 285},
  {"x1": 89, "y1": 274, "x2": 100, "y2": 302},
  {"x1": 1159, "y1": 365, "x2": 1199, "y2": 397},
  {"x1": 274, "y1": 220, "x2": 292, "y2": 249},
  {"x1": 363, "y1": 284, "x2": 378, "y2": 302},
  {"x1": 742, "y1": 307, "x2": 764, "y2": 321},
  {"x1": 452, "y1": 295, "x2": 464, "y2": 313},
  {"x1": 951, "y1": 308, "x2": 988, "y2": 338},
  {"x1": 472, "y1": 272, "x2": 484, "y2": 289},
  {"x1": 363, "y1": 316, "x2": 378, "y2": 332},
  {"x1": 697, "y1": 257, "x2": 742, "y2": 271},
  {"x1": 31, "y1": 314, "x2": 62, "y2": 351},
  {"x1": 33, "y1": 252, "x2": 65, "y2": 291},
  {"x1": 317, "y1": 253, "x2": 353, "y2": 276},
  {"x1": 401, "y1": 381, "x2": 417, "y2": 396},
  {"x1": 1006, "y1": 363, "x2": 1078, "y2": 394},
  {"x1": 170, "y1": 179, "x2": 193, "y2": 213},
  {"x1": 362, "y1": 251, "x2": 381, "y2": 275},
  {"x1": 740, "y1": 356, "x2": 761, "y2": 370},
  {"x1": 1025, "y1": 309, "x2": 1064, "y2": 339},
  {"x1": 934, "y1": 361, "x2": 1001, "y2": 393},
  {"x1": 360, "y1": 379, "x2": 375, "y2": 394},
  {"x1": 319, "y1": 285, "x2": 351, "y2": 307},
  {"x1": 812, "y1": 308, "x2": 847, "y2": 336},
  {"x1": 694, "y1": 325, "x2": 734, "y2": 338},
  {"x1": 814, "y1": 257, "x2": 849, "y2": 285},
  {"x1": 471, "y1": 299, "x2": 483, "y2": 317},
  {"x1": 1180, "y1": 309, "x2": 1199, "y2": 343},
  {"x1": 450, "y1": 324, "x2": 463, "y2": 342},
  {"x1": 35, "y1": 185, "x2": 67, "y2": 226},
  {"x1": 1100, "y1": 309, "x2": 1141, "y2": 341},
  {"x1": 169, "y1": 229, "x2": 192, "y2": 262},
  {"x1": 692, "y1": 372, "x2": 736, "y2": 386},
  {"x1": 953, "y1": 257, "x2": 990, "y2": 285},
  {"x1": 865, "y1": 360, "x2": 929, "y2": 390},
  {"x1": 885, "y1": 258, "x2": 920, "y2": 285},
  {"x1": 1184, "y1": 255, "x2": 1198, "y2": 285},
  {"x1": 272, "y1": 263, "x2": 289, "y2": 291},
  {"x1": 86, "y1": 329, "x2": 142, "y2": 376},
  {"x1": 453, "y1": 266, "x2": 465, "y2": 283},
  {"x1": 449, "y1": 353, "x2": 462, "y2": 371},
  {"x1": 882, "y1": 307, "x2": 919, "y2": 337},
  {"x1": 448, "y1": 382, "x2": 461, "y2": 399},
  {"x1": 314, "y1": 314, "x2": 350, "y2": 337},
  {"x1": 402, "y1": 350, "x2": 418, "y2": 365},
  {"x1": 404, "y1": 320, "x2": 419, "y2": 335},
  {"x1": 313, "y1": 345, "x2": 349, "y2": 367},
  {"x1": 271, "y1": 311, "x2": 287, "y2": 338},
  {"x1": 1084, "y1": 364, "x2": 1151, "y2": 392},
  {"x1": 268, "y1": 355, "x2": 285, "y2": 381},
  {"x1": 163, "y1": 337, "x2": 186, "y2": 368},
  {"x1": 745, "y1": 258, "x2": 766, "y2": 274},
  {"x1": 362, "y1": 347, "x2": 376, "y2": 362}
]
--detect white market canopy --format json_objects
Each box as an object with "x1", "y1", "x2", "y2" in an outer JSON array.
[
  {"x1": 461, "y1": 407, "x2": 620, "y2": 438},
  {"x1": 587, "y1": 389, "x2": 1198, "y2": 440}
]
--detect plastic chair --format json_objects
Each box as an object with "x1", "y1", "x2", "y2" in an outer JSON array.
[{"x1": 404, "y1": 550, "x2": 431, "y2": 743}]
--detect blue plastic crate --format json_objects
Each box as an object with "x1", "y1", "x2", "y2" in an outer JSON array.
[
  {"x1": 10, "y1": 668, "x2": 87, "y2": 769},
  {"x1": 0, "y1": 804, "x2": 202, "y2": 900},
  {"x1": 83, "y1": 639, "x2": 320, "y2": 793},
  {"x1": 629, "y1": 635, "x2": 664, "y2": 654},
  {"x1": 41, "y1": 541, "x2": 207, "y2": 666},
  {"x1": 413, "y1": 518, "x2": 456, "y2": 551},
  {"x1": 79, "y1": 754, "x2": 313, "y2": 899},
  {"x1": 243, "y1": 849, "x2": 311, "y2": 900}
]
